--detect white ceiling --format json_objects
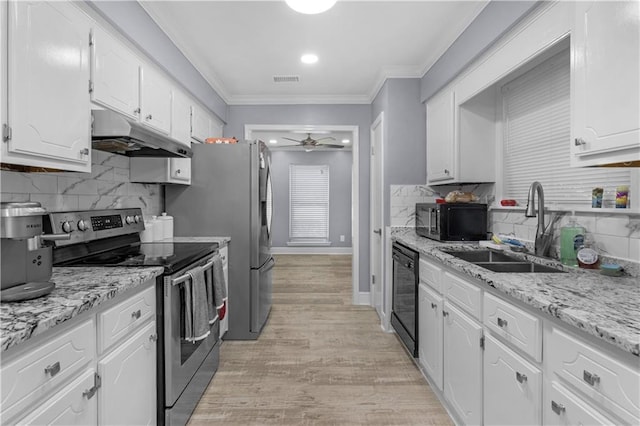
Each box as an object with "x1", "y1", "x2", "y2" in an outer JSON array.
[{"x1": 139, "y1": 0, "x2": 489, "y2": 105}]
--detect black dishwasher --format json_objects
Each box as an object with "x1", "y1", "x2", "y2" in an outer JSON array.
[{"x1": 391, "y1": 242, "x2": 419, "y2": 357}]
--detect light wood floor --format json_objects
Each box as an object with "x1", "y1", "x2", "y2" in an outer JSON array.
[{"x1": 188, "y1": 255, "x2": 453, "y2": 425}]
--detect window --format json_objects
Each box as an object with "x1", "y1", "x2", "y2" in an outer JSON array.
[
  {"x1": 501, "y1": 48, "x2": 630, "y2": 205},
  {"x1": 289, "y1": 164, "x2": 330, "y2": 244}
]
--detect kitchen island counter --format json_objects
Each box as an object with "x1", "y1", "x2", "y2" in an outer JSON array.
[
  {"x1": 0, "y1": 266, "x2": 163, "y2": 353},
  {"x1": 392, "y1": 227, "x2": 640, "y2": 357}
]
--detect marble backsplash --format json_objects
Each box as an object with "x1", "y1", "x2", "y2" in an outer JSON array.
[
  {"x1": 0, "y1": 151, "x2": 163, "y2": 216},
  {"x1": 391, "y1": 184, "x2": 639, "y2": 275}
]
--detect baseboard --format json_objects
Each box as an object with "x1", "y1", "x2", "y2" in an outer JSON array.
[
  {"x1": 271, "y1": 247, "x2": 352, "y2": 255},
  {"x1": 355, "y1": 291, "x2": 371, "y2": 305}
]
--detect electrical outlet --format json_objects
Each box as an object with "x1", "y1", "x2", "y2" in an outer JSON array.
[{"x1": 340, "y1": 235, "x2": 345, "y2": 242}]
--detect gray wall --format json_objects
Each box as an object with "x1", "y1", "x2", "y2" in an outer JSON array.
[
  {"x1": 372, "y1": 78, "x2": 426, "y2": 226},
  {"x1": 226, "y1": 104, "x2": 371, "y2": 292},
  {"x1": 420, "y1": 0, "x2": 540, "y2": 102},
  {"x1": 86, "y1": 1, "x2": 227, "y2": 122},
  {"x1": 270, "y1": 150, "x2": 352, "y2": 248}
]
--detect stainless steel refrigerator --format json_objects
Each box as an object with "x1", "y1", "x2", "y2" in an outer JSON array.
[{"x1": 165, "y1": 140, "x2": 274, "y2": 340}]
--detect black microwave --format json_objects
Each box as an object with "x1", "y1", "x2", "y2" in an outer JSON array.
[{"x1": 415, "y1": 203, "x2": 488, "y2": 241}]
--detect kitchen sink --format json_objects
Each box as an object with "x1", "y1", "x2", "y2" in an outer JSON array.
[{"x1": 442, "y1": 249, "x2": 566, "y2": 273}]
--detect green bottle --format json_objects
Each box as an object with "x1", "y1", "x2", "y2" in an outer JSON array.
[{"x1": 560, "y1": 216, "x2": 585, "y2": 266}]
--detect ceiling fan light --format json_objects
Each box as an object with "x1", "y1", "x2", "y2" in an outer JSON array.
[
  {"x1": 269, "y1": 139, "x2": 278, "y2": 144},
  {"x1": 286, "y1": 0, "x2": 336, "y2": 15},
  {"x1": 301, "y1": 54, "x2": 318, "y2": 64},
  {"x1": 342, "y1": 139, "x2": 350, "y2": 144}
]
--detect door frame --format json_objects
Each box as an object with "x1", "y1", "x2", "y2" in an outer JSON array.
[
  {"x1": 244, "y1": 124, "x2": 360, "y2": 305},
  {"x1": 370, "y1": 112, "x2": 385, "y2": 321}
]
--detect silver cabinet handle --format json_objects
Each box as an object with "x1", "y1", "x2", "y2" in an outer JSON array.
[
  {"x1": 134, "y1": 107, "x2": 141, "y2": 114},
  {"x1": 44, "y1": 361, "x2": 61, "y2": 377},
  {"x1": 497, "y1": 317, "x2": 508, "y2": 327},
  {"x1": 131, "y1": 309, "x2": 142, "y2": 320},
  {"x1": 442, "y1": 310, "x2": 449, "y2": 317},
  {"x1": 516, "y1": 372, "x2": 527, "y2": 383},
  {"x1": 146, "y1": 114, "x2": 153, "y2": 120},
  {"x1": 80, "y1": 148, "x2": 89, "y2": 156},
  {"x1": 583, "y1": 370, "x2": 600, "y2": 386},
  {"x1": 373, "y1": 229, "x2": 382, "y2": 235},
  {"x1": 444, "y1": 169, "x2": 449, "y2": 175},
  {"x1": 574, "y1": 137, "x2": 586, "y2": 146},
  {"x1": 149, "y1": 333, "x2": 158, "y2": 343},
  {"x1": 430, "y1": 302, "x2": 437, "y2": 309},
  {"x1": 176, "y1": 169, "x2": 181, "y2": 174},
  {"x1": 551, "y1": 400, "x2": 565, "y2": 415}
]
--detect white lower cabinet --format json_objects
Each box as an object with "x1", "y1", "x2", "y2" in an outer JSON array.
[
  {"x1": 545, "y1": 381, "x2": 615, "y2": 425},
  {"x1": 418, "y1": 283, "x2": 443, "y2": 391},
  {"x1": 484, "y1": 334, "x2": 542, "y2": 425},
  {"x1": 17, "y1": 369, "x2": 98, "y2": 426},
  {"x1": 98, "y1": 321, "x2": 156, "y2": 426},
  {"x1": 443, "y1": 301, "x2": 483, "y2": 426}
]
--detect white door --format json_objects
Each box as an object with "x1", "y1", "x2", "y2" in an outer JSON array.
[
  {"x1": 571, "y1": 0, "x2": 640, "y2": 165},
  {"x1": 444, "y1": 301, "x2": 483, "y2": 425},
  {"x1": 7, "y1": 1, "x2": 91, "y2": 171},
  {"x1": 370, "y1": 113, "x2": 384, "y2": 318},
  {"x1": 484, "y1": 334, "x2": 542, "y2": 425},
  {"x1": 91, "y1": 26, "x2": 140, "y2": 120},
  {"x1": 140, "y1": 66, "x2": 171, "y2": 135},
  {"x1": 419, "y1": 283, "x2": 444, "y2": 391},
  {"x1": 98, "y1": 321, "x2": 156, "y2": 426}
]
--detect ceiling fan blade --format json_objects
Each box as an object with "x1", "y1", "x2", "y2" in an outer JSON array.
[
  {"x1": 282, "y1": 137, "x2": 303, "y2": 143},
  {"x1": 315, "y1": 136, "x2": 336, "y2": 142},
  {"x1": 316, "y1": 143, "x2": 344, "y2": 149}
]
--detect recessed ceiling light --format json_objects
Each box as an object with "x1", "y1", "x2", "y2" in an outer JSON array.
[
  {"x1": 342, "y1": 139, "x2": 350, "y2": 144},
  {"x1": 269, "y1": 139, "x2": 278, "y2": 144},
  {"x1": 286, "y1": 0, "x2": 336, "y2": 15},
  {"x1": 301, "y1": 54, "x2": 318, "y2": 64}
]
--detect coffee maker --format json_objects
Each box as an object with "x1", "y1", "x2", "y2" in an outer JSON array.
[{"x1": 1, "y1": 202, "x2": 69, "y2": 301}]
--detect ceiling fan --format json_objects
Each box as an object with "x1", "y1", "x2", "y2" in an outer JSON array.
[{"x1": 281, "y1": 133, "x2": 344, "y2": 149}]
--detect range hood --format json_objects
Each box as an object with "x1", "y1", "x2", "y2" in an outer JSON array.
[{"x1": 91, "y1": 110, "x2": 192, "y2": 158}]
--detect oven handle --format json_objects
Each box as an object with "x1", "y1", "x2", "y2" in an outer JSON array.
[{"x1": 171, "y1": 257, "x2": 215, "y2": 286}]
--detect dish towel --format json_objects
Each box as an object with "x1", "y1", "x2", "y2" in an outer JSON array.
[
  {"x1": 211, "y1": 253, "x2": 228, "y2": 321},
  {"x1": 183, "y1": 265, "x2": 211, "y2": 343}
]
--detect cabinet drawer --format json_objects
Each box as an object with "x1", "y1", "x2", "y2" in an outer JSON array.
[
  {"x1": 0, "y1": 319, "x2": 94, "y2": 421},
  {"x1": 17, "y1": 369, "x2": 98, "y2": 426},
  {"x1": 98, "y1": 285, "x2": 155, "y2": 354},
  {"x1": 442, "y1": 271, "x2": 481, "y2": 319},
  {"x1": 545, "y1": 381, "x2": 615, "y2": 426},
  {"x1": 419, "y1": 257, "x2": 441, "y2": 292},
  {"x1": 484, "y1": 292, "x2": 542, "y2": 362},
  {"x1": 548, "y1": 327, "x2": 640, "y2": 424}
]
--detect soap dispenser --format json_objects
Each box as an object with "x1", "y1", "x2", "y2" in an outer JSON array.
[{"x1": 560, "y1": 214, "x2": 585, "y2": 266}]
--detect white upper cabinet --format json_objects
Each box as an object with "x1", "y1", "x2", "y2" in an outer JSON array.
[
  {"x1": 4, "y1": 1, "x2": 92, "y2": 172},
  {"x1": 571, "y1": 0, "x2": 640, "y2": 166},
  {"x1": 191, "y1": 104, "x2": 210, "y2": 143},
  {"x1": 171, "y1": 88, "x2": 193, "y2": 146},
  {"x1": 91, "y1": 26, "x2": 140, "y2": 120},
  {"x1": 426, "y1": 89, "x2": 456, "y2": 184},
  {"x1": 140, "y1": 65, "x2": 171, "y2": 135}
]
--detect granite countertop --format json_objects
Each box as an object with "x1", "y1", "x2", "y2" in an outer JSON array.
[
  {"x1": 392, "y1": 227, "x2": 640, "y2": 357},
  {"x1": 0, "y1": 267, "x2": 163, "y2": 353}
]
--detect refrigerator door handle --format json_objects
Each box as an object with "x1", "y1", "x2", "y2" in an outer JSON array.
[{"x1": 261, "y1": 257, "x2": 276, "y2": 272}]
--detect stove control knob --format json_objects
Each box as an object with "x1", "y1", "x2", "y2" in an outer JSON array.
[
  {"x1": 62, "y1": 221, "x2": 73, "y2": 233},
  {"x1": 77, "y1": 220, "x2": 88, "y2": 232},
  {"x1": 134, "y1": 215, "x2": 141, "y2": 224},
  {"x1": 125, "y1": 216, "x2": 134, "y2": 225}
]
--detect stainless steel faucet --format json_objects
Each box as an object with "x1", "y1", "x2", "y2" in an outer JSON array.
[{"x1": 525, "y1": 181, "x2": 553, "y2": 257}]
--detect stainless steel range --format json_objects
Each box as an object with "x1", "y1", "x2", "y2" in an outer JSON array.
[{"x1": 45, "y1": 208, "x2": 220, "y2": 426}]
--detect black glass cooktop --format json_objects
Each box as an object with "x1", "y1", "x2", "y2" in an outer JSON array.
[{"x1": 57, "y1": 242, "x2": 218, "y2": 274}]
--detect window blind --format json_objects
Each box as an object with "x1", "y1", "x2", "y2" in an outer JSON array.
[
  {"x1": 289, "y1": 164, "x2": 330, "y2": 241},
  {"x1": 502, "y1": 48, "x2": 630, "y2": 204}
]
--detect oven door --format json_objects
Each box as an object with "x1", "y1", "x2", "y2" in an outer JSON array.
[
  {"x1": 163, "y1": 254, "x2": 219, "y2": 407},
  {"x1": 391, "y1": 243, "x2": 419, "y2": 357}
]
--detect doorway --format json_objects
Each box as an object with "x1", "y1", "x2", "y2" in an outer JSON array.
[
  {"x1": 244, "y1": 124, "x2": 361, "y2": 305},
  {"x1": 370, "y1": 113, "x2": 384, "y2": 322}
]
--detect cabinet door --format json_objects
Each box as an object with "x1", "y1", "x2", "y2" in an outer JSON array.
[
  {"x1": 545, "y1": 381, "x2": 614, "y2": 425},
  {"x1": 17, "y1": 369, "x2": 98, "y2": 426},
  {"x1": 7, "y1": 1, "x2": 91, "y2": 171},
  {"x1": 140, "y1": 66, "x2": 171, "y2": 135},
  {"x1": 426, "y1": 90, "x2": 455, "y2": 184},
  {"x1": 169, "y1": 158, "x2": 191, "y2": 184},
  {"x1": 91, "y1": 26, "x2": 140, "y2": 120},
  {"x1": 484, "y1": 334, "x2": 542, "y2": 426},
  {"x1": 571, "y1": 0, "x2": 640, "y2": 166},
  {"x1": 443, "y1": 302, "x2": 482, "y2": 425},
  {"x1": 98, "y1": 321, "x2": 156, "y2": 426},
  {"x1": 171, "y1": 88, "x2": 193, "y2": 146},
  {"x1": 191, "y1": 104, "x2": 209, "y2": 143},
  {"x1": 418, "y1": 284, "x2": 443, "y2": 391}
]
